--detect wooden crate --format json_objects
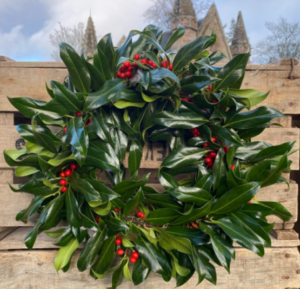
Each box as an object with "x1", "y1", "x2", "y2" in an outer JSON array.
[{"x1": 0, "y1": 59, "x2": 299, "y2": 289}]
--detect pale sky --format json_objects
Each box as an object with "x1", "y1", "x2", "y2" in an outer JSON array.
[{"x1": 0, "y1": 0, "x2": 299, "y2": 61}]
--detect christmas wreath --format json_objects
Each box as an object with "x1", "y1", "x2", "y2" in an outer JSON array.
[{"x1": 4, "y1": 24, "x2": 295, "y2": 287}]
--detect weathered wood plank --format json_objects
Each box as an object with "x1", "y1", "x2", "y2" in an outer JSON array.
[
  {"x1": 0, "y1": 183, "x2": 297, "y2": 228},
  {"x1": 1, "y1": 62, "x2": 300, "y2": 113},
  {"x1": 0, "y1": 248, "x2": 299, "y2": 289},
  {"x1": 0, "y1": 113, "x2": 14, "y2": 125},
  {"x1": 270, "y1": 229, "x2": 299, "y2": 240},
  {"x1": 0, "y1": 227, "x2": 298, "y2": 250}
]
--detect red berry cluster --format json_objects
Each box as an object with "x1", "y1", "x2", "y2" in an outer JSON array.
[
  {"x1": 117, "y1": 61, "x2": 134, "y2": 79},
  {"x1": 140, "y1": 57, "x2": 157, "y2": 69},
  {"x1": 161, "y1": 60, "x2": 173, "y2": 70},
  {"x1": 59, "y1": 163, "x2": 78, "y2": 193},
  {"x1": 136, "y1": 211, "x2": 145, "y2": 219},
  {"x1": 181, "y1": 97, "x2": 191, "y2": 102},
  {"x1": 129, "y1": 251, "x2": 139, "y2": 264},
  {"x1": 114, "y1": 208, "x2": 120, "y2": 212},
  {"x1": 191, "y1": 128, "x2": 200, "y2": 137}
]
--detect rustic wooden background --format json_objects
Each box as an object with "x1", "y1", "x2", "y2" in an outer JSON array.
[{"x1": 0, "y1": 57, "x2": 300, "y2": 289}]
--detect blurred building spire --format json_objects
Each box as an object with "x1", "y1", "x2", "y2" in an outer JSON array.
[
  {"x1": 230, "y1": 11, "x2": 251, "y2": 58},
  {"x1": 83, "y1": 15, "x2": 97, "y2": 57}
]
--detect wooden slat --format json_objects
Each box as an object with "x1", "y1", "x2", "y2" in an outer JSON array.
[
  {"x1": 0, "y1": 227, "x2": 298, "y2": 250},
  {"x1": 0, "y1": 247, "x2": 299, "y2": 289},
  {"x1": 1, "y1": 62, "x2": 300, "y2": 113},
  {"x1": 0, "y1": 183, "x2": 297, "y2": 228},
  {"x1": 270, "y1": 230, "x2": 299, "y2": 241}
]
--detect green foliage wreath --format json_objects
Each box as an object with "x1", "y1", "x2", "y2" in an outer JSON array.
[{"x1": 4, "y1": 24, "x2": 295, "y2": 287}]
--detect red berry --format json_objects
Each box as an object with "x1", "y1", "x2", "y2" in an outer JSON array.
[
  {"x1": 63, "y1": 127, "x2": 67, "y2": 133},
  {"x1": 65, "y1": 169, "x2": 72, "y2": 177},
  {"x1": 128, "y1": 65, "x2": 133, "y2": 71},
  {"x1": 60, "y1": 172, "x2": 66, "y2": 178},
  {"x1": 114, "y1": 208, "x2": 120, "y2": 212},
  {"x1": 132, "y1": 252, "x2": 139, "y2": 259},
  {"x1": 95, "y1": 216, "x2": 100, "y2": 222},
  {"x1": 152, "y1": 63, "x2": 157, "y2": 69},
  {"x1": 211, "y1": 137, "x2": 216, "y2": 143},
  {"x1": 248, "y1": 201, "x2": 252, "y2": 204},
  {"x1": 205, "y1": 157, "x2": 213, "y2": 164},
  {"x1": 61, "y1": 186, "x2": 68, "y2": 193},
  {"x1": 192, "y1": 222, "x2": 199, "y2": 228},
  {"x1": 70, "y1": 163, "x2": 77, "y2": 170},
  {"x1": 203, "y1": 142, "x2": 209, "y2": 148},
  {"x1": 130, "y1": 257, "x2": 137, "y2": 264},
  {"x1": 189, "y1": 225, "x2": 194, "y2": 229},
  {"x1": 134, "y1": 54, "x2": 140, "y2": 60},
  {"x1": 120, "y1": 65, "x2": 126, "y2": 72},
  {"x1": 87, "y1": 119, "x2": 92, "y2": 125},
  {"x1": 120, "y1": 73, "x2": 126, "y2": 79},
  {"x1": 161, "y1": 61, "x2": 167, "y2": 68},
  {"x1": 137, "y1": 211, "x2": 142, "y2": 217},
  {"x1": 140, "y1": 213, "x2": 146, "y2": 219},
  {"x1": 224, "y1": 146, "x2": 229, "y2": 153},
  {"x1": 117, "y1": 249, "x2": 124, "y2": 256},
  {"x1": 169, "y1": 64, "x2": 173, "y2": 70},
  {"x1": 206, "y1": 85, "x2": 212, "y2": 91},
  {"x1": 231, "y1": 165, "x2": 235, "y2": 170},
  {"x1": 117, "y1": 71, "x2": 121, "y2": 77},
  {"x1": 147, "y1": 60, "x2": 153, "y2": 66},
  {"x1": 208, "y1": 152, "x2": 217, "y2": 158},
  {"x1": 124, "y1": 61, "x2": 130, "y2": 68},
  {"x1": 116, "y1": 238, "x2": 122, "y2": 245},
  {"x1": 59, "y1": 179, "x2": 67, "y2": 186},
  {"x1": 116, "y1": 233, "x2": 119, "y2": 238},
  {"x1": 125, "y1": 71, "x2": 132, "y2": 78},
  {"x1": 76, "y1": 111, "x2": 81, "y2": 117},
  {"x1": 212, "y1": 99, "x2": 218, "y2": 103},
  {"x1": 141, "y1": 59, "x2": 147, "y2": 64}
]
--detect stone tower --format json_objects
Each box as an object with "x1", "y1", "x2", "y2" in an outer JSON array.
[
  {"x1": 230, "y1": 11, "x2": 250, "y2": 58},
  {"x1": 171, "y1": 0, "x2": 197, "y2": 52},
  {"x1": 83, "y1": 16, "x2": 97, "y2": 57}
]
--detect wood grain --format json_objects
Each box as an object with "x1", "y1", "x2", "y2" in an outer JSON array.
[
  {"x1": 0, "y1": 247, "x2": 299, "y2": 289},
  {"x1": 0, "y1": 183, "x2": 297, "y2": 228}
]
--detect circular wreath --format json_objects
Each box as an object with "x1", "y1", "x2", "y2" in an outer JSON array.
[{"x1": 5, "y1": 24, "x2": 295, "y2": 287}]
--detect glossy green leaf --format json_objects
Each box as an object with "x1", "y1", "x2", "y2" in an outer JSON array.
[
  {"x1": 212, "y1": 148, "x2": 227, "y2": 190},
  {"x1": 128, "y1": 140, "x2": 143, "y2": 176},
  {"x1": 77, "y1": 227, "x2": 107, "y2": 271},
  {"x1": 145, "y1": 208, "x2": 180, "y2": 226},
  {"x1": 70, "y1": 177, "x2": 102, "y2": 202},
  {"x1": 124, "y1": 188, "x2": 144, "y2": 217},
  {"x1": 164, "y1": 24, "x2": 185, "y2": 51},
  {"x1": 65, "y1": 188, "x2": 82, "y2": 227},
  {"x1": 132, "y1": 257, "x2": 150, "y2": 285},
  {"x1": 258, "y1": 201, "x2": 292, "y2": 222},
  {"x1": 16, "y1": 196, "x2": 45, "y2": 223}
]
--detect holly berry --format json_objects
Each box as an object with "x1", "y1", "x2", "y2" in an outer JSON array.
[
  {"x1": 116, "y1": 233, "x2": 119, "y2": 238},
  {"x1": 132, "y1": 252, "x2": 139, "y2": 259},
  {"x1": 189, "y1": 225, "x2": 194, "y2": 229},
  {"x1": 224, "y1": 146, "x2": 229, "y2": 153},
  {"x1": 120, "y1": 73, "x2": 126, "y2": 79},
  {"x1": 211, "y1": 137, "x2": 216, "y2": 143},
  {"x1": 212, "y1": 99, "x2": 218, "y2": 103},
  {"x1": 130, "y1": 257, "x2": 137, "y2": 264},
  {"x1": 203, "y1": 142, "x2": 209, "y2": 147},
  {"x1": 63, "y1": 127, "x2": 67, "y2": 133},
  {"x1": 124, "y1": 61, "x2": 131, "y2": 68},
  {"x1": 61, "y1": 186, "x2": 68, "y2": 193},
  {"x1": 141, "y1": 59, "x2": 147, "y2": 64},
  {"x1": 120, "y1": 65, "x2": 126, "y2": 72},
  {"x1": 59, "y1": 179, "x2": 67, "y2": 186},
  {"x1": 114, "y1": 208, "x2": 120, "y2": 212},
  {"x1": 206, "y1": 85, "x2": 212, "y2": 91},
  {"x1": 117, "y1": 71, "x2": 121, "y2": 77},
  {"x1": 133, "y1": 62, "x2": 138, "y2": 67},
  {"x1": 205, "y1": 157, "x2": 213, "y2": 164},
  {"x1": 161, "y1": 61, "x2": 168, "y2": 68},
  {"x1": 128, "y1": 65, "x2": 133, "y2": 71},
  {"x1": 125, "y1": 71, "x2": 132, "y2": 78},
  {"x1": 147, "y1": 60, "x2": 153, "y2": 66},
  {"x1": 208, "y1": 152, "x2": 217, "y2": 158},
  {"x1": 117, "y1": 249, "x2": 124, "y2": 256},
  {"x1": 152, "y1": 63, "x2": 157, "y2": 69},
  {"x1": 169, "y1": 64, "x2": 173, "y2": 70},
  {"x1": 116, "y1": 238, "x2": 122, "y2": 245},
  {"x1": 192, "y1": 222, "x2": 199, "y2": 228},
  {"x1": 231, "y1": 165, "x2": 235, "y2": 170},
  {"x1": 76, "y1": 111, "x2": 81, "y2": 117},
  {"x1": 60, "y1": 172, "x2": 66, "y2": 178},
  {"x1": 70, "y1": 163, "x2": 77, "y2": 170},
  {"x1": 134, "y1": 54, "x2": 140, "y2": 60},
  {"x1": 248, "y1": 201, "x2": 252, "y2": 204},
  {"x1": 65, "y1": 169, "x2": 72, "y2": 177},
  {"x1": 140, "y1": 213, "x2": 146, "y2": 219},
  {"x1": 137, "y1": 211, "x2": 142, "y2": 218},
  {"x1": 95, "y1": 216, "x2": 100, "y2": 222}
]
